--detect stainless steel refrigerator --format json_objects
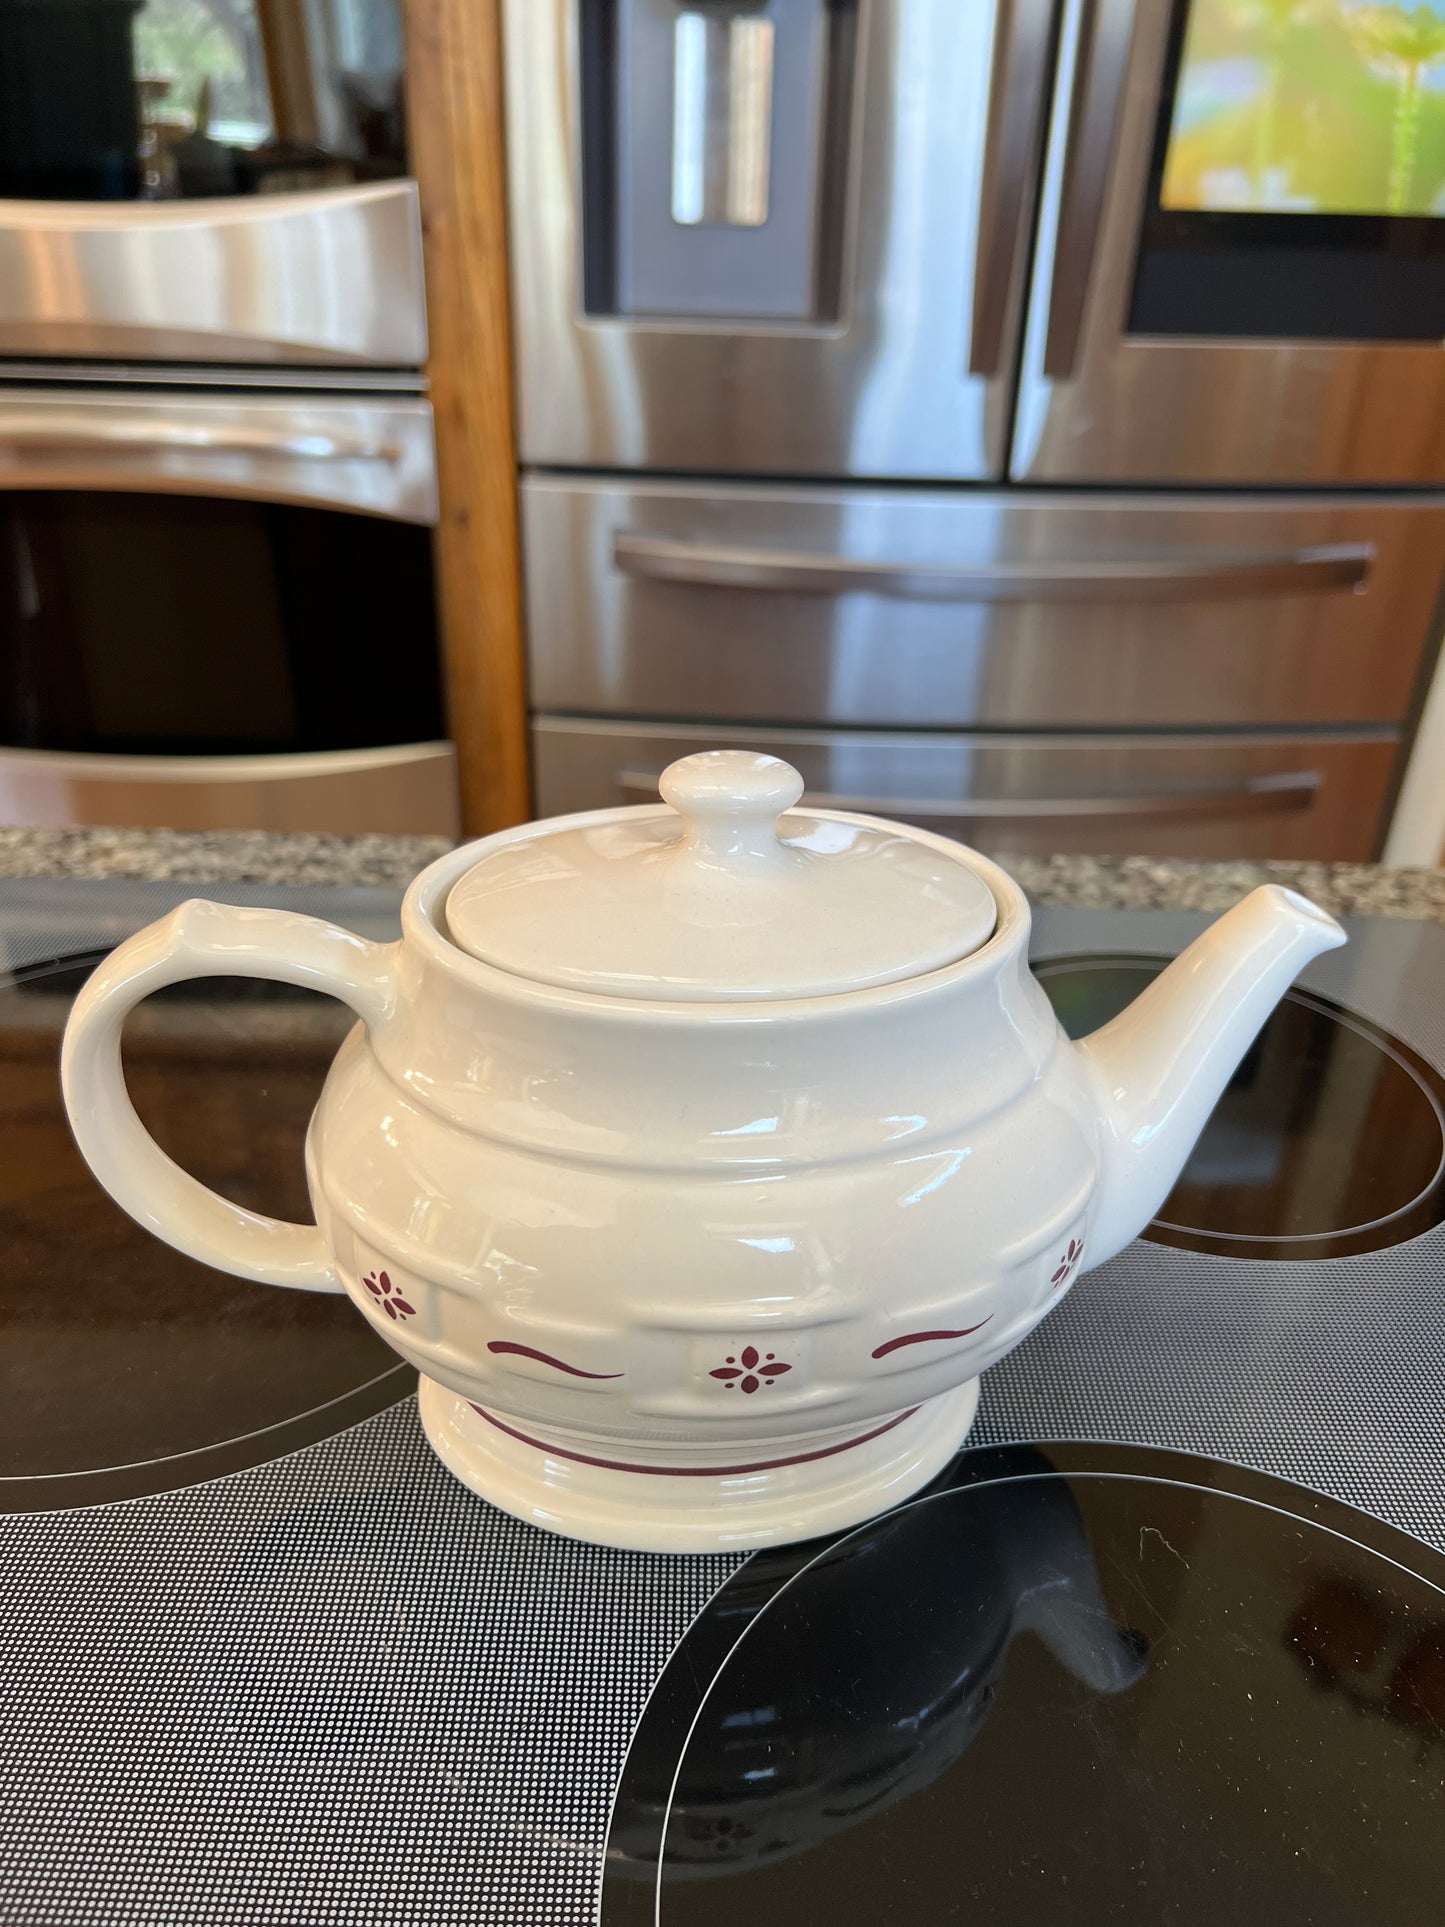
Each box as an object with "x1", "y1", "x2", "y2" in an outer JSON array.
[{"x1": 503, "y1": 0, "x2": 1445, "y2": 860}]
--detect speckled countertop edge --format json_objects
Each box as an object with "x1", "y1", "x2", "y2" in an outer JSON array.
[
  {"x1": 2, "y1": 827, "x2": 1443, "y2": 922},
  {"x1": 0, "y1": 828, "x2": 454, "y2": 889}
]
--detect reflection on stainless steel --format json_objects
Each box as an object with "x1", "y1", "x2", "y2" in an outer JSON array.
[
  {"x1": 526, "y1": 479, "x2": 1440, "y2": 729},
  {"x1": 0, "y1": 363, "x2": 427, "y2": 394},
  {"x1": 671, "y1": 10, "x2": 775, "y2": 226},
  {"x1": 0, "y1": 391, "x2": 438, "y2": 522},
  {"x1": 725, "y1": 15, "x2": 775, "y2": 224},
  {"x1": 1014, "y1": 0, "x2": 1445, "y2": 481},
  {"x1": 0, "y1": 414, "x2": 402, "y2": 465},
  {"x1": 504, "y1": 0, "x2": 1038, "y2": 476},
  {"x1": 0, "y1": 0, "x2": 409, "y2": 202},
  {"x1": 613, "y1": 530, "x2": 1373, "y2": 601},
  {"x1": 0, "y1": 743, "x2": 460, "y2": 836},
  {"x1": 534, "y1": 718, "x2": 1396, "y2": 860},
  {"x1": 970, "y1": 0, "x2": 1057, "y2": 378},
  {"x1": 1041, "y1": 0, "x2": 1137, "y2": 381},
  {"x1": 613, "y1": 768, "x2": 1321, "y2": 823},
  {"x1": 0, "y1": 182, "x2": 426, "y2": 367}
]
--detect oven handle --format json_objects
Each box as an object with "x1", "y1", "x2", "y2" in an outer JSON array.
[
  {"x1": 1042, "y1": 0, "x2": 1138, "y2": 380},
  {"x1": 613, "y1": 532, "x2": 1373, "y2": 601},
  {"x1": 969, "y1": 0, "x2": 1056, "y2": 377},
  {"x1": 614, "y1": 770, "x2": 1322, "y2": 824},
  {"x1": 0, "y1": 412, "x2": 403, "y2": 463}
]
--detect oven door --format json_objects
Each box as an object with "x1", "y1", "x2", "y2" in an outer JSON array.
[
  {"x1": 1013, "y1": 0, "x2": 1445, "y2": 483},
  {"x1": 0, "y1": 386, "x2": 457, "y2": 834},
  {"x1": 0, "y1": 184, "x2": 425, "y2": 367},
  {"x1": 504, "y1": 0, "x2": 1054, "y2": 479},
  {"x1": 0, "y1": 0, "x2": 424, "y2": 365}
]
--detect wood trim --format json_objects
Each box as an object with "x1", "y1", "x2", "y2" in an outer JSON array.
[
  {"x1": 404, "y1": 0, "x2": 531, "y2": 835},
  {"x1": 255, "y1": 0, "x2": 321, "y2": 144}
]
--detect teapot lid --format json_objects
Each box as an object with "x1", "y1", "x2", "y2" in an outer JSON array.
[{"x1": 443, "y1": 752, "x2": 997, "y2": 1001}]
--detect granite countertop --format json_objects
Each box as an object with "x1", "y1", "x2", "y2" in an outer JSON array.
[{"x1": 1, "y1": 825, "x2": 1443, "y2": 921}]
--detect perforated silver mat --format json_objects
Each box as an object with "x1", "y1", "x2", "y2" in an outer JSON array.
[{"x1": 2, "y1": 886, "x2": 1443, "y2": 1925}]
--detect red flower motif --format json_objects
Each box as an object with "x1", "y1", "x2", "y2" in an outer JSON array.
[
  {"x1": 709, "y1": 1344, "x2": 792, "y2": 1395},
  {"x1": 1051, "y1": 1238, "x2": 1084, "y2": 1290},
  {"x1": 363, "y1": 1269, "x2": 416, "y2": 1321}
]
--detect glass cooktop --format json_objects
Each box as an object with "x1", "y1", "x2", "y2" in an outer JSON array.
[
  {"x1": 5, "y1": 886, "x2": 1445, "y2": 1926},
  {"x1": 602, "y1": 1443, "x2": 1445, "y2": 1926},
  {"x1": 1038, "y1": 956, "x2": 1445, "y2": 1260},
  {"x1": 0, "y1": 951, "x2": 410, "y2": 1512}
]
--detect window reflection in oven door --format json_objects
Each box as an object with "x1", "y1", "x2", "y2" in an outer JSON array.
[
  {"x1": 0, "y1": 387, "x2": 457, "y2": 834},
  {"x1": 0, "y1": 0, "x2": 424, "y2": 366},
  {"x1": 1013, "y1": 0, "x2": 1445, "y2": 483}
]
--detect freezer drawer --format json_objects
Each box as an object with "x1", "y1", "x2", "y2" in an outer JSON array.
[
  {"x1": 522, "y1": 480, "x2": 1445, "y2": 730},
  {"x1": 532, "y1": 719, "x2": 1399, "y2": 861}
]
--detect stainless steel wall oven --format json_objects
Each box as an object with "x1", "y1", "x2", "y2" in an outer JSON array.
[{"x1": 0, "y1": 0, "x2": 454, "y2": 833}]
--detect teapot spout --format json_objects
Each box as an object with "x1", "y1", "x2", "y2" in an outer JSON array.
[{"x1": 1077, "y1": 886, "x2": 1346, "y2": 1266}]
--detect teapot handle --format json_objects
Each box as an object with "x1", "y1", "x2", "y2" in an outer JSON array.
[{"x1": 60, "y1": 899, "x2": 398, "y2": 1293}]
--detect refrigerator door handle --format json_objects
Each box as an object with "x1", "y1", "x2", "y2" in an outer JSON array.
[
  {"x1": 612, "y1": 532, "x2": 1373, "y2": 601},
  {"x1": 969, "y1": 0, "x2": 1057, "y2": 377},
  {"x1": 614, "y1": 770, "x2": 1323, "y2": 823},
  {"x1": 1042, "y1": 0, "x2": 1138, "y2": 380}
]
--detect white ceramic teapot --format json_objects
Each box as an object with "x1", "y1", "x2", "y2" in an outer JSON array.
[{"x1": 61, "y1": 752, "x2": 1345, "y2": 1552}]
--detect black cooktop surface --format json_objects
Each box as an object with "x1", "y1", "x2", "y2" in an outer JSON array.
[
  {"x1": 603, "y1": 1443, "x2": 1445, "y2": 1926},
  {"x1": 5, "y1": 885, "x2": 1445, "y2": 1926},
  {"x1": 0, "y1": 948, "x2": 411, "y2": 1511},
  {"x1": 1038, "y1": 956, "x2": 1445, "y2": 1260}
]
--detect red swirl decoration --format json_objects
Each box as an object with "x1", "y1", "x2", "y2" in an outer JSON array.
[
  {"x1": 468, "y1": 1404, "x2": 920, "y2": 1477},
  {"x1": 871, "y1": 1318, "x2": 992, "y2": 1360},
  {"x1": 486, "y1": 1341, "x2": 623, "y2": 1379}
]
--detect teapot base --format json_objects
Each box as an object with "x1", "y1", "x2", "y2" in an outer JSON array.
[{"x1": 416, "y1": 1377, "x2": 981, "y2": 1553}]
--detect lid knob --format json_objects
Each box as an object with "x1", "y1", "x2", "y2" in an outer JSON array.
[
  {"x1": 444, "y1": 743, "x2": 997, "y2": 1000},
  {"x1": 659, "y1": 752, "x2": 806, "y2": 865}
]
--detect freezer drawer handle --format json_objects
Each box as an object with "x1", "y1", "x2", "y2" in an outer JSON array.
[
  {"x1": 0, "y1": 413, "x2": 402, "y2": 464},
  {"x1": 613, "y1": 532, "x2": 1372, "y2": 601},
  {"x1": 614, "y1": 769, "x2": 1322, "y2": 824}
]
